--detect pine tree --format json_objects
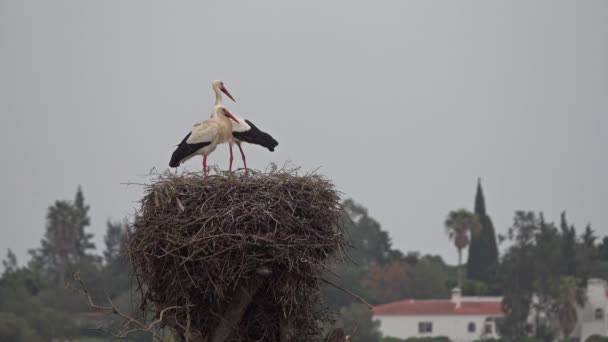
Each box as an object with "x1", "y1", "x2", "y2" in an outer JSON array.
[
  {"x1": 466, "y1": 178, "x2": 499, "y2": 284},
  {"x1": 29, "y1": 186, "x2": 97, "y2": 286},
  {"x1": 581, "y1": 224, "x2": 596, "y2": 248},
  {"x1": 2, "y1": 249, "x2": 18, "y2": 275},
  {"x1": 73, "y1": 186, "x2": 95, "y2": 254},
  {"x1": 578, "y1": 224, "x2": 599, "y2": 284}
]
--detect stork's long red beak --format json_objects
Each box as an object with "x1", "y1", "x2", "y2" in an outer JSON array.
[
  {"x1": 221, "y1": 87, "x2": 236, "y2": 102},
  {"x1": 224, "y1": 110, "x2": 239, "y2": 123}
]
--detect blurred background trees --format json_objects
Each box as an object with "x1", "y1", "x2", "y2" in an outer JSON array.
[
  {"x1": 498, "y1": 211, "x2": 602, "y2": 340},
  {"x1": 0, "y1": 181, "x2": 604, "y2": 341},
  {"x1": 0, "y1": 187, "x2": 144, "y2": 341}
]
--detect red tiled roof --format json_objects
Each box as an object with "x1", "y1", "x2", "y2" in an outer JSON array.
[{"x1": 373, "y1": 299, "x2": 504, "y2": 316}]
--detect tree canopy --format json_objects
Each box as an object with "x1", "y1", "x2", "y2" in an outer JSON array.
[{"x1": 0, "y1": 181, "x2": 603, "y2": 342}]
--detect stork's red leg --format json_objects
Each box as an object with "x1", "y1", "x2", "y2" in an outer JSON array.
[
  {"x1": 229, "y1": 143, "x2": 234, "y2": 174},
  {"x1": 203, "y1": 155, "x2": 208, "y2": 179},
  {"x1": 236, "y1": 142, "x2": 248, "y2": 175}
]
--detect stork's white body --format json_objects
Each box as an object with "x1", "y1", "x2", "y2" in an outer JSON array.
[
  {"x1": 179, "y1": 116, "x2": 233, "y2": 163},
  {"x1": 169, "y1": 105, "x2": 238, "y2": 178}
]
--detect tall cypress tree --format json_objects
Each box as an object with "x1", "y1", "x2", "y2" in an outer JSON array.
[
  {"x1": 559, "y1": 212, "x2": 577, "y2": 276},
  {"x1": 466, "y1": 179, "x2": 499, "y2": 284}
]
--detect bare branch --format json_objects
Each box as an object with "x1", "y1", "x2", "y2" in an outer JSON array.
[
  {"x1": 321, "y1": 278, "x2": 373, "y2": 309},
  {"x1": 69, "y1": 272, "x2": 187, "y2": 342}
]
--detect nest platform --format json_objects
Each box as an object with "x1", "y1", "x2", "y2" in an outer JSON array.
[{"x1": 129, "y1": 169, "x2": 346, "y2": 341}]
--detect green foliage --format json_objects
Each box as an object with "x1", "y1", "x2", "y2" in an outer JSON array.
[
  {"x1": 520, "y1": 338, "x2": 545, "y2": 342},
  {"x1": 381, "y1": 337, "x2": 405, "y2": 342},
  {"x1": 598, "y1": 237, "x2": 608, "y2": 261},
  {"x1": 29, "y1": 186, "x2": 99, "y2": 287},
  {"x1": 0, "y1": 188, "x2": 125, "y2": 341},
  {"x1": 363, "y1": 261, "x2": 411, "y2": 304},
  {"x1": 323, "y1": 200, "x2": 454, "y2": 340},
  {"x1": 335, "y1": 303, "x2": 382, "y2": 342},
  {"x1": 2, "y1": 250, "x2": 17, "y2": 274},
  {"x1": 467, "y1": 180, "x2": 499, "y2": 288},
  {"x1": 559, "y1": 212, "x2": 577, "y2": 275},
  {"x1": 445, "y1": 208, "x2": 480, "y2": 288},
  {"x1": 8, "y1": 181, "x2": 606, "y2": 342},
  {"x1": 404, "y1": 337, "x2": 451, "y2": 342},
  {"x1": 341, "y1": 199, "x2": 403, "y2": 265},
  {"x1": 578, "y1": 224, "x2": 600, "y2": 284},
  {"x1": 102, "y1": 220, "x2": 131, "y2": 298},
  {"x1": 445, "y1": 209, "x2": 481, "y2": 250},
  {"x1": 323, "y1": 199, "x2": 406, "y2": 308},
  {"x1": 408, "y1": 255, "x2": 452, "y2": 299},
  {"x1": 585, "y1": 336, "x2": 608, "y2": 342},
  {"x1": 363, "y1": 255, "x2": 455, "y2": 304},
  {"x1": 499, "y1": 211, "x2": 550, "y2": 338},
  {"x1": 549, "y1": 276, "x2": 586, "y2": 338},
  {"x1": 0, "y1": 267, "x2": 77, "y2": 341},
  {"x1": 462, "y1": 279, "x2": 489, "y2": 296},
  {"x1": 0, "y1": 312, "x2": 42, "y2": 342},
  {"x1": 499, "y1": 211, "x2": 593, "y2": 340},
  {"x1": 472, "y1": 339, "x2": 545, "y2": 342}
]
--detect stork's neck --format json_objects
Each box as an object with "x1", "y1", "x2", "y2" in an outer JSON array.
[
  {"x1": 213, "y1": 86, "x2": 223, "y2": 106},
  {"x1": 218, "y1": 115, "x2": 234, "y2": 139}
]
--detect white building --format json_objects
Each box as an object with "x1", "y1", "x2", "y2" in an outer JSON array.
[
  {"x1": 526, "y1": 278, "x2": 608, "y2": 341},
  {"x1": 373, "y1": 288, "x2": 503, "y2": 342},
  {"x1": 569, "y1": 278, "x2": 608, "y2": 342}
]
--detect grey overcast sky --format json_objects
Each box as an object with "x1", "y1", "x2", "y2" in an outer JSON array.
[{"x1": 1, "y1": 1, "x2": 607, "y2": 266}]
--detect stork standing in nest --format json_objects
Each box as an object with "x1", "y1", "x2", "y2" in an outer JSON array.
[
  {"x1": 211, "y1": 80, "x2": 279, "y2": 174},
  {"x1": 169, "y1": 105, "x2": 239, "y2": 178}
]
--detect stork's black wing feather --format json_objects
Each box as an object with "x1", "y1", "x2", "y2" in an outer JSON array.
[
  {"x1": 232, "y1": 120, "x2": 279, "y2": 152},
  {"x1": 169, "y1": 132, "x2": 210, "y2": 167}
]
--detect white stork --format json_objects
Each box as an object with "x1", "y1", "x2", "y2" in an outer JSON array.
[
  {"x1": 212, "y1": 79, "x2": 236, "y2": 104},
  {"x1": 210, "y1": 80, "x2": 279, "y2": 174},
  {"x1": 169, "y1": 105, "x2": 239, "y2": 178}
]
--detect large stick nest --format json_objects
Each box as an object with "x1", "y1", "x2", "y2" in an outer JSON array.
[{"x1": 129, "y1": 168, "x2": 346, "y2": 341}]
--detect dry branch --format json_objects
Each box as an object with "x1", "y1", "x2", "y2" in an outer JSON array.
[{"x1": 68, "y1": 272, "x2": 186, "y2": 342}]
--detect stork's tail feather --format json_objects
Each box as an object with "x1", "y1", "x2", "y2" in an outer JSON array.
[
  {"x1": 233, "y1": 120, "x2": 279, "y2": 152},
  {"x1": 169, "y1": 132, "x2": 209, "y2": 167}
]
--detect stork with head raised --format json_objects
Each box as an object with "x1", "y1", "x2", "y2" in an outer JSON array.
[
  {"x1": 212, "y1": 80, "x2": 236, "y2": 104},
  {"x1": 169, "y1": 105, "x2": 239, "y2": 178},
  {"x1": 210, "y1": 80, "x2": 278, "y2": 174}
]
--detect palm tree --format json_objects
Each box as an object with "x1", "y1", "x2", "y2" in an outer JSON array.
[
  {"x1": 550, "y1": 276, "x2": 586, "y2": 339},
  {"x1": 445, "y1": 209, "x2": 480, "y2": 289}
]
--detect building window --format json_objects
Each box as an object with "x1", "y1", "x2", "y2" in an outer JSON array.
[
  {"x1": 418, "y1": 322, "x2": 433, "y2": 334},
  {"x1": 468, "y1": 322, "x2": 476, "y2": 333},
  {"x1": 595, "y1": 308, "x2": 604, "y2": 320},
  {"x1": 484, "y1": 323, "x2": 493, "y2": 334}
]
